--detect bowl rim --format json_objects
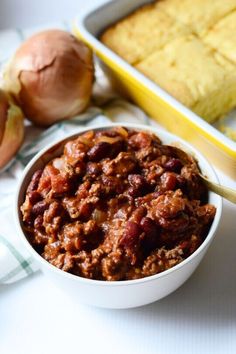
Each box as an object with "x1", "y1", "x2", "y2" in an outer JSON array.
[{"x1": 15, "y1": 122, "x2": 222, "y2": 287}]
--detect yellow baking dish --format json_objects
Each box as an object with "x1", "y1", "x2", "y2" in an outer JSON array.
[{"x1": 73, "y1": 0, "x2": 236, "y2": 179}]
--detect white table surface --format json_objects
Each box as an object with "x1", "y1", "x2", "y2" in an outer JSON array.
[
  {"x1": 1, "y1": 172, "x2": 236, "y2": 354},
  {"x1": 0, "y1": 1, "x2": 236, "y2": 353}
]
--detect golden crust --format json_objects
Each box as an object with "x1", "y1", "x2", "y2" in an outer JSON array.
[
  {"x1": 100, "y1": 3, "x2": 189, "y2": 64},
  {"x1": 135, "y1": 35, "x2": 236, "y2": 122},
  {"x1": 203, "y1": 10, "x2": 236, "y2": 64},
  {"x1": 157, "y1": 0, "x2": 236, "y2": 35},
  {"x1": 100, "y1": 0, "x2": 236, "y2": 123}
]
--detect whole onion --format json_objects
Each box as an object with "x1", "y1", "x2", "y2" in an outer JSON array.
[
  {"x1": 0, "y1": 89, "x2": 24, "y2": 169},
  {"x1": 3, "y1": 30, "x2": 94, "y2": 127}
]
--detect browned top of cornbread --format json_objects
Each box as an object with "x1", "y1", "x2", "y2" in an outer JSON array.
[
  {"x1": 100, "y1": 2, "x2": 190, "y2": 65},
  {"x1": 203, "y1": 10, "x2": 236, "y2": 64},
  {"x1": 157, "y1": 0, "x2": 236, "y2": 35},
  {"x1": 135, "y1": 35, "x2": 236, "y2": 117},
  {"x1": 100, "y1": 0, "x2": 236, "y2": 123}
]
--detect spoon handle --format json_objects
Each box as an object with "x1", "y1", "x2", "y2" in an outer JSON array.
[
  {"x1": 165, "y1": 145, "x2": 236, "y2": 203},
  {"x1": 200, "y1": 174, "x2": 236, "y2": 204}
]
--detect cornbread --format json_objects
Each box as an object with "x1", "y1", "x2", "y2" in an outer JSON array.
[
  {"x1": 100, "y1": 0, "x2": 236, "y2": 124},
  {"x1": 100, "y1": 3, "x2": 189, "y2": 64},
  {"x1": 136, "y1": 35, "x2": 236, "y2": 123},
  {"x1": 203, "y1": 11, "x2": 236, "y2": 64},
  {"x1": 157, "y1": 0, "x2": 236, "y2": 35}
]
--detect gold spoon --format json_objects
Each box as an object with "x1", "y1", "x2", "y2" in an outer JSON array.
[
  {"x1": 166, "y1": 145, "x2": 236, "y2": 204},
  {"x1": 198, "y1": 174, "x2": 236, "y2": 203}
]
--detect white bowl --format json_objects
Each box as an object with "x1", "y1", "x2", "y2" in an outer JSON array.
[{"x1": 15, "y1": 123, "x2": 222, "y2": 309}]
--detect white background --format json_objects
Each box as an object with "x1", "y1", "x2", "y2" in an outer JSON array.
[
  {"x1": 0, "y1": 1, "x2": 236, "y2": 353},
  {"x1": 0, "y1": 0, "x2": 103, "y2": 30}
]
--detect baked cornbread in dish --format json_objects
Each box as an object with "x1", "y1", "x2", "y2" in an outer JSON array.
[
  {"x1": 100, "y1": 0, "x2": 236, "y2": 125},
  {"x1": 204, "y1": 9, "x2": 236, "y2": 141},
  {"x1": 203, "y1": 11, "x2": 236, "y2": 64},
  {"x1": 100, "y1": 3, "x2": 189, "y2": 65},
  {"x1": 135, "y1": 35, "x2": 236, "y2": 123},
  {"x1": 157, "y1": 0, "x2": 236, "y2": 35}
]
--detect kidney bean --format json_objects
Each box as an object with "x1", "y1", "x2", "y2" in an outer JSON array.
[
  {"x1": 120, "y1": 221, "x2": 142, "y2": 249},
  {"x1": 164, "y1": 158, "x2": 183, "y2": 173},
  {"x1": 128, "y1": 174, "x2": 149, "y2": 197},
  {"x1": 111, "y1": 140, "x2": 125, "y2": 158},
  {"x1": 128, "y1": 174, "x2": 146, "y2": 188},
  {"x1": 160, "y1": 172, "x2": 177, "y2": 191},
  {"x1": 28, "y1": 191, "x2": 41, "y2": 204},
  {"x1": 32, "y1": 200, "x2": 48, "y2": 216},
  {"x1": 26, "y1": 169, "x2": 43, "y2": 193},
  {"x1": 34, "y1": 215, "x2": 44, "y2": 229},
  {"x1": 87, "y1": 142, "x2": 110, "y2": 161},
  {"x1": 140, "y1": 217, "x2": 159, "y2": 236},
  {"x1": 86, "y1": 162, "x2": 101, "y2": 177},
  {"x1": 140, "y1": 217, "x2": 160, "y2": 251}
]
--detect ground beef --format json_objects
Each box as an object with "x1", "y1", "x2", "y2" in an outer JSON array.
[{"x1": 21, "y1": 127, "x2": 216, "y2": 281}]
